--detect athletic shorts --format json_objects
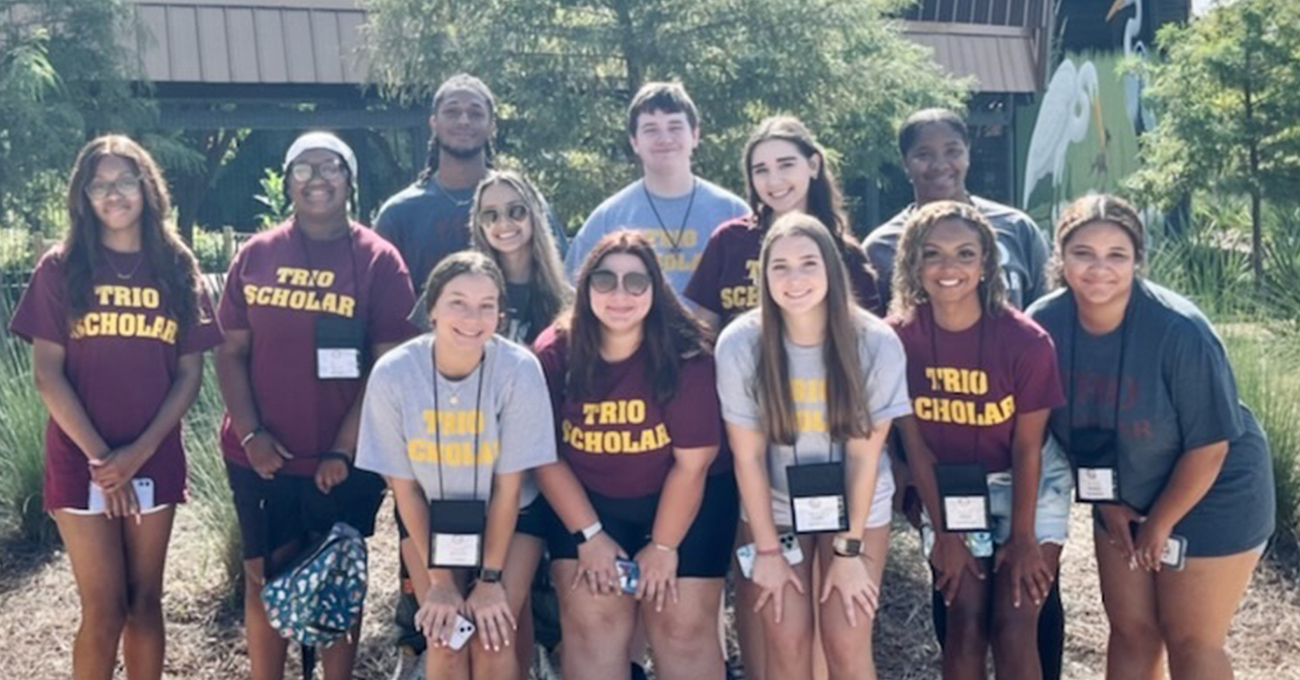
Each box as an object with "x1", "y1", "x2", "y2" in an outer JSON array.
[
  {"x1": 548, "y1": 473, "x2": 739, "y2": 578},
  {"x1": 921, "y1": 439, "x2": 1073, "y2": 558},
  {"x1": 226, "y1": 460, "x2": 385, "y2": 560}
]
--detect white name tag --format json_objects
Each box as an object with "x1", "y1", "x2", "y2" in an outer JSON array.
[
  {"x1": 943, "y1": 495, "x2": 989, "y2": 532},
  {"x1": 792, "y1": 495, "x2": 845, "y2": 533},
  {"x1": 1078, "y1": 467, "x2": 1118, "y2": 501},
  {"x1": 432, "y1": 533, "x2": 481, "y2": 568},
  {"x1": 317, "y1": 348, "x2": 362, "y2": 379}
]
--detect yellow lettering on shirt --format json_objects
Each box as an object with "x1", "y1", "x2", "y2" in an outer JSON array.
[
  {"x1": 243, "y1": 279, "x2": 356, "y2": 319},
  {"x1": 925, "y1": 367, "x2": 989, "y2": 396},
  {"x1": 70, "y1": 286, "x2": 179, "y2": 344},
  {"x1": 581, "y1": 400, "x2": 647, "y2": 426},
  {"x1": 913, "y1": 395, "x2": 1017, "y2": 426},
  {"x1": 406, "y1": 437, "x2": 499, "y2": 465},
  {"x1": 562, "y1": 419, "x2": 672, "y2": 455},
  {"x1": 421, "y1": 409, "x2": 485, "y2": 436}
]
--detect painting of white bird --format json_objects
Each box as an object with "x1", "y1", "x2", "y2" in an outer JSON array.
[
  {"x1": 1022, "y1": 59, "x2": 1107, "y2": 209},
  {"x1": 1108, "y1": 0, "x2": 1157, "y2": 135}
]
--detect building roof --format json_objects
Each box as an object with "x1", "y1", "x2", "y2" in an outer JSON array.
[
  {"x1": 901, "y1": 21, "x2": 1041, "y2": 94},
  {"x1": 125, "y1": 0, "x2": 367, "y2": 84}
]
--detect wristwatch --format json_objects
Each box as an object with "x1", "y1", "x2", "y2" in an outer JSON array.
[
  {"x1": 478, "y1": 568, "x2": 503, "y2": 584},
  {"x1": 832, "y1": 535, "x2": 863, "y2": 558},
  {"x1": 572, "y1": 521, "x2": 603, "y2": 544}
]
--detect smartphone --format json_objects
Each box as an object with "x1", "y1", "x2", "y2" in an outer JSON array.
[
  {"x1": 447, "y1": 614, "x2": 476, "y2": 651},
  {"x1": 87, "y1": 478, "x2": 156, "y2": 514},
  {"x1": 615, "y1": 558, "x2": 640, "y2": 595},
  {"x1": 1129, "y1": 523, "x2": 1187, "y2": 571},
  {"x1": 736, "y1": 532, "x2": 805, "y2": 579}
]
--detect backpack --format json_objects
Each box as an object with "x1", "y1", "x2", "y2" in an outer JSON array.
[{"x1": 261, "y1": 521, "x2": 369, "y2": 648}]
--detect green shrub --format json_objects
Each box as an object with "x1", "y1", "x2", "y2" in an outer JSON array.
[
  {"x1": 183, "y1": 364, "x2": 242, "y2": 584},
  {"x1": 191, "y1": 228, "x2": 232, "y2": 274}
]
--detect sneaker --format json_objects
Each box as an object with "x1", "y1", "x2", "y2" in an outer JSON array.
[{"x1": 389, "y1": 646, "x2": 424, "y2": 680}]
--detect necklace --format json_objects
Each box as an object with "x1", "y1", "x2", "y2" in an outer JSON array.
[
  {"x1": 643, "y1": 178, "x2": 698, "y2": 254},
  {"x1": 433, "y1": 174, "x2": 473, "y2": 208},
  {"x1": 105, "y1": 251, "x2": 144, "y2": 280}
]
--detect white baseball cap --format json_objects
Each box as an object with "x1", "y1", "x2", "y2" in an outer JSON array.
[{"x1": 283, "y1": 131, "x2": 358, "y2": 179}]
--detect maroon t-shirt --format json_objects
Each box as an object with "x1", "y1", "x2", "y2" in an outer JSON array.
[
  {"x1": 888, "y1": 305, "x2": 1064, "y2": 473},
  {"x1": 8, "y1": 247, "x2": 224, "y2": 510},
  {"x1": 684, "y1": 217, "x2": 883, "y2": 327},
  {"x1": 533, "y1": 326, "x2": 722, "y2": 499},
  {"x1": 217, "y1": 220, "x2": 418, "y2": 477}
]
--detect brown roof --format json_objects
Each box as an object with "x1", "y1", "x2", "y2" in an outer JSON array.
[
  {"x1": 901, "y1": 21, "x2": 1041, "y2": 94},
  {"x1": 126, "y1": 0, "x2": 367, "y2": 84}
]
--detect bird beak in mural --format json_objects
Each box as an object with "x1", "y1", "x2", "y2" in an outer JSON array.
[
  {"x1": 1106, "y1": 0, "x2": 1133, "y2": 22},
  {"x1": 1092, "y1": 93, "x2": 1108, "y2": 151}
]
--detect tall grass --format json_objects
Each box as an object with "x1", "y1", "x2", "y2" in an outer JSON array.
[
  {"x1": 0, "y1": 333, "x2": 57, "y2": 543},
  {"x1": 183, "y1": 365, "x2": 243, "y2": 585},
  {"x1": 1224, "y1": 328, "x2": 1300, "y2": 555}
]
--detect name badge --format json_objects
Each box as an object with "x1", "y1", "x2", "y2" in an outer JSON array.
[
  {"x1": 786, "y1": 462, "x2": 848, "y2": 534},
  {"x1": 1070, "y1": 427, "x2": 1121, "y2": 504},
  {"x1": 314, "y1": 317, "x2": 365, "y2": 381},
  {"x1": 935, "y1": 463, "x2": 990, "y2": 533},
  {"x1": 428, "y1": 499, "x2": 487, "y2": 569}
]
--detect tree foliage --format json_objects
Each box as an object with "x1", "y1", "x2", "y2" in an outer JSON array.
[
  {"x1": 0, "y1": 0, "x2": 151, "y2": 233},
  {"x1": 362, "y1": 0, "x2": 967, "y2": 229},
  {"x1": 1126, "y1": 0, "x2": 1300, "y2": 286}
]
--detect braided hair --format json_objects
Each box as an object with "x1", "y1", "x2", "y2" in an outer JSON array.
[{"x1": 417, "y1": 74, "x2": 497, "y2": 184}]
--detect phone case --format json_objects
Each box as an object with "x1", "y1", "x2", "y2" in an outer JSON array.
[
  {"x1": 616, "y1": 558, "x2": 640, "y2": 595},
  {"x1": 736, "y1": 533, "x2": 805, "y2": 579},
  {"x1": 448, "y1": 614, "x2": 476, "y2": 651}
]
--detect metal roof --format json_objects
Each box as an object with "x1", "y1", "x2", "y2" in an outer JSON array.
[
  {"x1": 125, "y1": 0, "x2": 367, "y2": 84},
  {"x1": 901, "y1": 21, "x2": 1041, "y2": 94}
]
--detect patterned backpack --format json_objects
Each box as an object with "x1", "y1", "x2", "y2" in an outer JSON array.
[{"x1": 261, "y1": 521, "x2": 368, "y2": 648}]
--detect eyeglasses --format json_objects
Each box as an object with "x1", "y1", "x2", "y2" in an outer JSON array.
[
  {"x1": 288, "y1": 159, "x2": 347, "y2": 184},
  {"x1": 478, "y1": 204, "x2": 530, "y2": 228},
  {"x1": 589, "y1": 270, "x2": 652, "y2": 296},
  {"x1": 84, "y1": 176, "x2": 142, "y2": 201}
]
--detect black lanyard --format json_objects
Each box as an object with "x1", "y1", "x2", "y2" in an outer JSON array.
[
  {"x1": 643, "y1": 178, "x2": 698, "y2": 254},
  {"x1": 1066, "y1": 295, "x2": 1132, "y2": 433},
  {"x1": 293, "y1": 220, "x2": 362, "y2": 310},
  {"x1": 431, "y1": 341, "x2": 487, "y2": 501},
  {"x1": 926, "y1": 304, "x2": 987, "y2": 463}
]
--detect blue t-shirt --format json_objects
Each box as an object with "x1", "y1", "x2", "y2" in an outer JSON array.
[
  {"x1": 376, "y1": 179, "x2": 569, "y2": 293},
  {"x1": 1028, "y1": 280, "x2": 1275, "y2": 556},
  {"x1": 564, "y1": 177, "x2": 749, "y2": 295}
]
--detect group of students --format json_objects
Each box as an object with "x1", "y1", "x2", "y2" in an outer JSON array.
[{"x1": 8, "y1": 73, "x2": 1276, "y2": 680}]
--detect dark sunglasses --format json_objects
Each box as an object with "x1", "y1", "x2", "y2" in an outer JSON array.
[
  {"x1": 478, "y1": 203, "x2": 530, "y2": 227},
  {"x1": 288, "y1": 159, "x2": 346, "y2": 184},
  {"x1": 589, "y1": 269, "x2": 652, "y2": 296},
  {"x1": 84, "y1": 175, "x2": 142, "y2": 201}
]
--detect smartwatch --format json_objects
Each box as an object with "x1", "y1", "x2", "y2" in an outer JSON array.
[
  {"x1": 478, "y1": 568, "x2": 503, "y2": 584},
  {"x1": 832, "y1": 535, "x2": 863, "y2": 558},
  {"x1": 572, "y1": 521, "x2": 603, "y2": 544}
]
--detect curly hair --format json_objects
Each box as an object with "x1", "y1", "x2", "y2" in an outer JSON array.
[{"x1": 889, "y1": 200, "x2": 1008, "y2": 321}]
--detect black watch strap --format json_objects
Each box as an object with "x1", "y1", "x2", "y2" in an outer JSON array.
[{"x1": 478, "y1": 568, "x2": 503, "y2": 584}]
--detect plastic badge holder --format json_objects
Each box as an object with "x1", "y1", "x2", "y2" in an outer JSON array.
[
  {"x1": 935, "y1": 462, "x2": 991, "y2": 532},
  {"x1": 786, "y1": 461, "x2": 848, "y2": 534},
  {"x1": 428, "y1": 499, "x2": 487, "y2": 569},
  {"x1": 1070, "y1": 427, "x2": 1121, "y2": 503}
]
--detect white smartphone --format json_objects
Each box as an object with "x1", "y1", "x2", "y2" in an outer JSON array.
[
  {"x1": 87, "y1": 478, "x2": 156, "y2": 514},
  {"x1": 447, "y1": 614, "x2": 476, "y2": 651},
  {"x1": 736, "y1": 532, "x2": 805, "y2": 579}
]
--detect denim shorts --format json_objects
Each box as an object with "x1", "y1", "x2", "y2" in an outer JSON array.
[{"x1": 922, "y1": 437, "x2": 1073, "y2": 558}]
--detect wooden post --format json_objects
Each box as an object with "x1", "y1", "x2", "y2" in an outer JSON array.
[{"x1": 223, "y1": 226, "x2": 234, "y2": 263}]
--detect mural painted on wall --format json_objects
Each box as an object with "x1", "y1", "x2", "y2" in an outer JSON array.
[{"x1": 1018, "y1": 0, "x2": 1157, "y2": 227}]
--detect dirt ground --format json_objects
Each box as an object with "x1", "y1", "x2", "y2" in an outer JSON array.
[{"x1": 2, "y1": 499, "x2": 1297, "y2": 679}]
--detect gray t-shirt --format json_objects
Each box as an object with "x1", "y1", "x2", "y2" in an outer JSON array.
[
  {"x1": 564, "y1": 177, "x2": 749, "y2": 294},
  {"x1": 865, "y1": 196, "x2": 1049, "y2": 311},
  {"x1": 1028, "y1": 281, "x2": 1275, "y2": 556},
  {"x1": 715, "y1": 309, "x2": 913, "y2": 526},
  {"x1": 356, "y1": 334, "x2": 556, "y2": 508}
]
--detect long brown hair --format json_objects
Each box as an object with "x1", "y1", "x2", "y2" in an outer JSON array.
[
  {"x1": 560, "y1": 231, "x2": 709, "y2": 403},
  {"x1": 468, "y1": 170, "x2": 572, "y2": 338},
  {"x1": 63, "y1": 135, "x2": 203, "y2": 329},
  {"x1": 756, "y1": 213, "x2": 870, "y2": 444},
  {"x1": 890, "y1": 200, "x2": 1008, "y2": 321}
]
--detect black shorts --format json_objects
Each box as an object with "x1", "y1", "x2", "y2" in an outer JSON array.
[
  {"x1": 226, "y1": 460, "x2": 385, "y2": 561},
  {"x1": 547, "y1": 472, "x2": 739, "y2": 578},
  {"x1": 394, "y1": 496, "x2": 555, "y2": 541}
]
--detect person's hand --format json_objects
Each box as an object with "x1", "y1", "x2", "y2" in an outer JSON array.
[
  {"x1": 314, "y1": 456, "x2": 350, "y2": 494},
  {"x1": 635, "y1": 543, "x2": 679, "y2": 613},
  {"x1": 994, "y1": 536, "x2": 1053, "y2": 607},
  {"x1": 1132, "y1": 516, "x2": 1174, "y2": 572},
  {"x1": 416, "y1": 581, "x2": 466, "y2": 648},
  {"x1": 102, "y1": 483, "x2": 141, "y2": 521},
  {"x1": 930, "y1": 531, "x2": 984, "y2": 606},
  {"x1": 573, "y1": 532, "x2": 626, "y2": 596},
  {"x1": 820, "y1": 553, "x2": 879, "y2": 628},
  {"x1": 466, "y1": 580, "x2": 515, "y2": 652},
  {"x1": 245, "y1": 432, "x2": 292, "y2": 480},
  {"x1": 1097, "y1": 504, "x2": 1144, "y2": 567},
  {"x1": 751, "y1": 551, "x2": 805, "y2": 624},
  {"x1": 88, "y1": 443, "x2": 148, "y2": 493}
]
